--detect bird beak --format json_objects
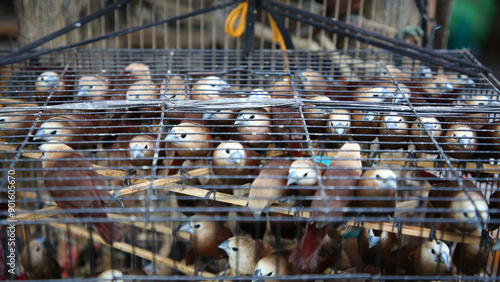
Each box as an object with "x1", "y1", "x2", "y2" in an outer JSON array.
[
  {"x1": 384, "y1": 176, "x2": 398, "y2": 189},
  {"x1": 77, "y1": 86, "x2": 89, "y2": 96},
  {"x1": 33, "y1": 130, "x2": 49, "y2": 141},
  {"x1": 333, "y1": 122, "x2": 346, "y2": 135},
  {"x1": 202, "y1": 112, "x2": 216, "y2": 120},
  {"x1": 466, "y1": 78, "x2": 475, "y2": 87},
  {"x1": 380, "y1": 88, "x2": 392, "y2": 99},
  {"x1": 165, "y1": 130, "x2": 180, "y2": 144},
  {"x1": 435, "y1": 251, "x2": 450, "y2": 269},
  {"x1": 422, "y1": 123, "x2": 434, "y2": 135},
  {"x1": 287, "y1": 169, "x2": 299, "y2": 185},
  {"x1": 234, "y1": 114, "x2": 248, "y2": 126},
  {"x1": 228, "y1": 150, "x2": 243, "y2": 164},
  {"x1": 368, "y1": 233, "x2": 380, "y2": 249},
  {"x1": 41, "y1": 75, "x2": 58, "y2": 87},
  {"x1": 218, "y1": 239, "x2": 231, "y2": 253},
  {"x1": 252, "y1": 268, "x2": 264, "y2": 282},
  {"x1": 321, "y1": 108, "x2": 334, "y2": 114},
  {"x1": 392, "y1": 93, "x2": 405, "y2": 103},
  {"x1": 219, "y1": 79, "x2": 230, "y2": 90},
  {"x1": 385, "y1": 118, "x2": 397, "y2": 129},
  {"x1": 130, "y1": 144, "x2": 143, "y2": 159},
  {"x1": 178, "y1": 221, "x2": 194, "y2": 234},
  {"x1": 457, "y1": 135, "x2": 471, "y2": 149},
  {"x1": 441, "y1": 83, "x2": 454, "y2": 93},
  {"x1": 363, "y1": 112, "x2": 376, "y2": 121}
]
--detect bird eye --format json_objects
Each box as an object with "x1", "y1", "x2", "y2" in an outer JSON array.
[
  {"x1": 194, "y1": 224, "x2": 201, "y2": 229},
  {"x1": 50, "y1": 130, "x2": 57, "y2": 135},
  {"x1": 89, "y1": 85, "x2": 94, "y2": 90},
  {"x1": 266, "y1": 272, "x2": 273, "y2": 276},
  {"x1": 144, "y1": 144, "x2": 149, "y2": 149},
  {"x1": 303, "y1": 172, "x2": 309, "y2": 177},
  {"x1": 376, "y1": 174, "x2": 382, "y2": 180},
  {"x1": 180, "y1": 134, "x2": 187, "y2": 138},
  {"x1": 232, "y1": 247, "x2": 239, "y2": 252},
  {"x1": 249, "y1": 115, "x2": 255, "y2": 119},
  {"x1": 431, "y1": 249, "x2": 436, "y2": 254},
  {"x1": 463, "y1": 212, "x2": 469, "y2": 218},
  {"x1": 36, "y1": 246, "x2": 40, "y2": 252},
  {"x1": 226, "y1": 149, "x2": 230, "y2": 154},
  {"x1": 210, "y1": 84, "x2": 216, "y2": 88}
]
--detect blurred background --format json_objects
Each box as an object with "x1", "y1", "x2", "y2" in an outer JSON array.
[{"x1": 1, "y1": 0, "x2": 499, "y2": 77}]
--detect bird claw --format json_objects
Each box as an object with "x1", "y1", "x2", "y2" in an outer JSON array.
[
  {"x1": 428, "y1": 224, "x2": 437, "y2": 241},
  {"x1": 86, "y1": 151, "x2": 98, "y2": 159},
  {"x1": 288, "y1": 202, "x2": 304, "y2": 223},
  {"x1": 480, "y1": 229, "x2": 494, "y2": 250},
  {"x1": 391, "y1": 218, "x2": 402, "y2": 234},
  {"x1": 124, "y1": 169, "x2": 137, "y2": 186},
  {"x1": 404, "y1": 151, "x2": 418, "y2": 171},
  {"x1": 204, "y1": 189, "x2": 217, "y2": 200},
  {"x1": 367, "y1": 151, "x2": 381, "y2": 166},
  {"x1": 110, "y1": 188, "x2": 124, "y2": 208},
  {"x1": 456, "y1": 161, "x2": 467, "y2": 171}
]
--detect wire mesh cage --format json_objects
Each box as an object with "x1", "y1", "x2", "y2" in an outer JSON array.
[{"x1": 1, "y1": 47, "x2": 500, "y2": 280}]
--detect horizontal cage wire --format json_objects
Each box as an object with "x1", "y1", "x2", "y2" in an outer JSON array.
[{"x1": 1, "y1": 48, "x2": 500, "y2": 281}]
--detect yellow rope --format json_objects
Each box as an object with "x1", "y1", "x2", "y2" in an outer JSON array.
[{"x1": 225, "y1": 0, "x2": 288, "y2": 51}]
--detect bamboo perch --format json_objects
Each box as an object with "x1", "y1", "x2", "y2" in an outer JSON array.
[
  {"x1": 47, "y1": 222, "x2": 216, "y2": 278},
  {"x1": 109, "y1": 213, "x2": 190, "y2": 241}
]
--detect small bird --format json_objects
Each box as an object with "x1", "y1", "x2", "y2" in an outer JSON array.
[
  {"x1": 179, "y1": 217, "x2": 234, "y2": 265},
  {"x1": 354, "y1": 168, "x2": 398, "y2": 217},
  {"x1": 212, "y1": 141, "x2": 261, "y2": 185},
  {"x1": 218, "y1": 236, "x2": 274, "y2": 275},
  {"x1": 20, "y1": 237, "x2": 62, "y2": 279},
  {"x1": 253, "y1": 251, "x2": 293, "y2": 282},
  {"x1": 404, "y1": 240, "x2": 451, "y2": 276},
  {"x1": 76, "y1": 75, "x2": 111, "y2": 101},
  {"x1": 35, "y1": 69, "x2": 74, "y2": 103},
  {"x1": 440, "y1": 121, "x2": 478, "y2": 159},
  {"x1": 453, "y1": 229, "x2": 490, "y2": 275},
  {"x1": 40, "y1": 142, "x2": 123, "y2": 245},
  {"x1": 303, "y1": 95, "x2": 334, "y2": 129},
  {"x1": 298, "y1": 69, "x2": 347, "y2": 98},
  {"x1": 233, "y1": 109, "x2": 272, "y2": 147},
  {"x1": 289, "y1": 142, "x2": 362, "y2": 273},
  {"x1": 127, "y1": 134, "x2": 164, "y2": 167},
  {"x1": 352, "y1": 87, "x2": 392, "y2": 103},
  {"x1": 248, "y1": 88, "x2": 272, "y2": 112},
  {"x1": 125, "y1": 80, "x2": 160, "y2": 116},
  {"x1": 351, "y1": 110, "x2": 381, "y2": 142},
  {"x1": 422, "y1": 171, "x2": 489, "y2": 233},
  {"x1": 357, "y1": 228, "x2": 398, "y2": 269},
  {"x1": 160, "y1": 75, "x2": 188, "y2": 100},
  {"x1": 410, "y1": 117, "x2": 442, "y2": 151},
  {"x1": 164, "y1": 122, "x2": 212, "y2": 159},
  {"x1": 189, "y1": 76, "x2": 230, "y2": 100},
  {"x1": 202, "y1": 109, "x2": 238, "y2": 127},
  {"x1": 247, "y1": 159, "x2": 294, "y2": 216},
  {"x1": 378, "y1": 112, "x2": 410, "y2": 150}
]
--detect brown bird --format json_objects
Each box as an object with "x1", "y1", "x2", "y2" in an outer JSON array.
[
  {"x1": 20, "y1": 237, "x2": 62, "y2": 279},
  {"x1": 218, "y1": 236, "x2": 274, "y2": 275},
  {"x1": 271, "y1": 80, "x2": 305, "y2": 158},
  {"x1": 352, "y1": 87, "x2": 392, "y2": 103},
  {"x1": 233, "y1": 109, "x2": 273, "y2": 147},
  {"x1": 357, "y1": 228, "x2": 398, "y2": 269},
  {"x1": 127, "y1": 134, "x2": 165, "y2": 167},
  {"x1": 40, "y1": 142, "x2": 123, "y2": 245},
  {"x1": 212, "y1": 141, "x2": 261, "y2": 185},
  {"x1": 179, "y1": 217, "x2": 234, "y2": 265},
  {"x1": 289, "y1": 142, "x2": 362, "y2": 273},
  {"x1": 378, "y1": 112, "x2": 410, "y2": 150},
  {"x1": 298, "y1": 69, "x2": 347, "y2": 98},
  {"x1": 164, "y1": 122, "x2": 212, "y2": 159},
  {"x1": 410, "y1": 117, "x2": 442, "y2": 151},
  {"x1": 351, "y1": 110, "x2": 381, "y2": 142},
  {"x1": 404, "y1": 240, "x2": 451, "y2": 276},
  {"x1": 35, "y1": 70, "x2": 74, "y2": 103},
  {"x1": 0, "y1": 111, "x2": 52, "y2": 139},
  {"x1": 247, "y1": 159, "x2": 294, "y2": 216},
  {"x1": 303, "y1": 95, "x2": 334, "y2": 129},
  {"x1": 189, "y1": 76, "x2": 230, "y2": 100},
  {"x1": 160, "y1": 75, "x2": 188, "y2": 100},
  {"x1": 440, "y1": 121, "x2": 478, "y2": 159},
  {"x1": 32, "y1": 114, "x2": 120, "y2": 150},
  {"x1": 422, "y1": 171, "x2": 489, "y2": 233},
  {"x1": 354, "y1": 168, "x2": 397, "y2": 217},
  {"x1": 453, "y1": 229, "x2": 490, "y2": 275},
  {"x1": 76, "y1": 75, "x2": 111, "y2": 101},
  {"x1": 109, "y1": 62, "x2": 151, "y2": 100},
  {"x1": 125, "y1": 80, "x2": 160, "y2": 116},
  {"x1": 253, "y1": 251, "x2": 294, "y2": 281},
  {"x1": 202, "y1": 109, "x2": 238, "y2": 127}
]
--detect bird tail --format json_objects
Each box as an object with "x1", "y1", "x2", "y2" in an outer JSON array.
[
  {"x1": 288, "y1": 223, "x2": 329, "y2": 273},
  {"x1": 286, "y1": 142, "x2": 303, "y2": 158},
  {"x1": 92, "y1": 219, "x2": 124, "y2": 245},
  {"x1": 418, "y1": 171, "x2": 441, "y2": 185}
]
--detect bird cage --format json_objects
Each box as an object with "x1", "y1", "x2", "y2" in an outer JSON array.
[{"x1": 2, "y1": 1, "x2": 500, "y2": 281}]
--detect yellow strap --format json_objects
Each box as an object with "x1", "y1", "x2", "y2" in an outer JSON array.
[
  {"x1": 225, "y1": 1, "x2": 248, "y2": 38},
  {"x1": 225, "y1": 0, "x2": 287, "y2": 51}
]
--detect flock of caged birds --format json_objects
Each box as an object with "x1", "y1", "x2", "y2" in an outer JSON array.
[{"x1": 2, "y1": 61, "x2": 500, "y2": 280}]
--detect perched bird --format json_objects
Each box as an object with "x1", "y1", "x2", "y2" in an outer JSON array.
[
  {"x1": 440, "y1": 121, "x2": 478, "y2": 159},
  {"x1": 119, "y1": 62, "x2": 151, "y2": 82},
  {"x1": 422, "y1": 171, "x2": 488, "y2": 233},
  {"x1": 179, "y1": 217, "x2": 234, "y2": 265},
  {"x1": 20, "y1": 237, "x2": 62, "y2": 279},
  {"x1": 189, "y1": 76, "x2": 230, "y2": 100},
  {"x1": 378, "y1": 112, "x2": 410, "y2": 150},
  {"x1": 247, "y1": 159, "x2": 294, "y2": 216},
  {"x1": 233, "y1": 109, "x2": 272, "y2": 147},
  {"x1": 32, "y1": 114, "x2": 120, "y2": 150},
  {"x1": 127, "y1": 134, "x2": 165, "y2": 167},
  {"x1": 410, "y1": 117, "x2": 442, "y2": 151},
  {"x1": 271, "y1": 80, "x2": 305, "y2": 158},
  {"x1": 325, "y1": 109, "x2": 351, "y2": 144},
  {"x1": 415, "y1": 74, "x2": 455, "y2": 104},
  {"x1": 212, "y1": 141, "x2": 261, "y2": 185},
  {"x1": 202, "y1": 109, "x2": 238, "y2": 127},
  {"x1": 352, "y1": 87, "x2": 392, "y2": 103},
  {"x1": 354, "y1": 168, "x2": 397, "y2": 217},
  {"x1": 40, "y1": 142, "x2": 123, "y2": 245},
  {"x1": 160, "y1": 75, "x2": 188, "y2": 100},
  {"x1": 453, "y1": 229, "x2": 490, "y2": 275},
  {"x1": 350, "y1": 110, "x2": 381, "y2": 142},
  {"x1": 357, "y1": 228, "x2": 398, "y2": 269},
  {"x1": 218, "y1": 236, "x2": 274, "y2": 275},
  {"x1": 0, "y1": 111, "x2": 51, "y2": 139},
  {"x1": 76, "y1": 75, "x2": 111, "y2": 101},
  {"x1": 289, "y1": 142, "x2": 362, "y2": 273},
  {"x1": 109, "y1": 62, "x2": 151, "y2": 101},
  {"x1": 404, "y1": 240, "x2": 451, "y2": 276},
  {"x1": 35, "y1": 69, "x2": 74, "y2": 103},
  {"x1": 298, "y1": 69, "x2": 347, "y2": 98},
  {"x1": 164, "y1": 122, "x2": 212, "y2": 159},
  {"x1": 248, "y1": 88, "x2": 272, "y2": 112},
  {"x1": 458, "y1": 95, "x2": 494, "y2": 129},
  {"x1": 253, "y1": 251, "x2": 293, "y2": 282},
  {"x1": 303, "y1": 95, "x2": 334, "y2": 129},
  {"x1": 125, "y1": 80, "x2": 160, "y2": 115}
]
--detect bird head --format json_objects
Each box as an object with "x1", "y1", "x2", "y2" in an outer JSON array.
[
  {"x1": 36, "y1": 71, "x2": 60, "y2": 89},
  {"x1": 33, "y1": 121, "x2": 62, "y2": 142},
  {"x1": 287, "y1": 160, "x2": 318, "y2": 186},
  {"x1": 452, "y1": 131, "x2": 474, "y2": 149},
  {"x1": 234, "y1": 113, "x2": 252, "y2": 126},
  {"x1": 373, "y1": 169, "x2": 397, "y2": 190}
]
